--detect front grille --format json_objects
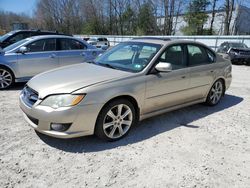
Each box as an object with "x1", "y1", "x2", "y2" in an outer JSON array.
[
  {"x1": 239, "y1": 51, "x2": 250, "y2": 56},
  {"x1": 21, "y1": 86, "x2": 39, "y2": 107}
]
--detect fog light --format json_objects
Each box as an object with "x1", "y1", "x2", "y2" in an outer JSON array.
[{"x1": 50, "y1": 123, "x2": 71, "y2": 132}]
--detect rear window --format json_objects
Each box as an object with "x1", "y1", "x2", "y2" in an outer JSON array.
[
  {"x1": 187, "y1": 45, "x2": 210, "y2": 66},
  {"x1": 59, "y1": 38, "x2": 86, "y2": 50}
]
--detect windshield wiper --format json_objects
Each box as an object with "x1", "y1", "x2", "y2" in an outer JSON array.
[
  {"x1": 86, "y1": 61, "x2": 96, "y2": 64},
  {"x1": 100, "y1": 63, "x2": 117, "y2": 70},
  {"x1": 87, "y1": 61, "x2": 117, "y2": 70}
]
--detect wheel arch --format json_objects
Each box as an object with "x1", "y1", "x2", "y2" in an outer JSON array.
[
  {"x1": 96, "y1": 95, "x2": 140, "y2": 124},
  {"x1": 214, "y1": 77, "x2": 226, "y2": 95},
  {"x1": 0, "y1": 64, "x2": 16, "y2": 79},
  {"x1": 207, "y1": 77, "x2": 226, "y2": 98}
]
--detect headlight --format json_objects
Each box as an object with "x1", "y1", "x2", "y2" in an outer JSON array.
[{"x1": 40, "y1": 94, "x2": 85, "y2": 109}]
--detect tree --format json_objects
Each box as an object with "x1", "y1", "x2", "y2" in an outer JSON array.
[
  {"x1": 0, "y1": 11, "x2": 32, "y2": 33},
  {"x1": 34, "y1": 0, "x2": 83, "y2": 34},
  {"x1": 223, "y1": 0, "x2": 235, "y2": 35},
  {"x1": 209, "y1": 0, "x2": 218, "y2": 35},
  {"x1": 182, "y1": 0, "x2": 210, "y2": 35},
  {"x1": 161, "y1": 0, "x2": 179, "y2": 35},
  {"x1": 121, "y1": 6, "x2": 136, "y2": 35},
  {"x1": 137, "y1": 2, "x2": 158, "y2": 35}
]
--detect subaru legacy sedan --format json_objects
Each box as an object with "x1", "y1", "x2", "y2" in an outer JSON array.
[
  {"x1": 0, "y1": 35, "x2": 103, "y2": 89},
  {"x1": 19, "y1": 38, "x2": 232, "y2": 141}
]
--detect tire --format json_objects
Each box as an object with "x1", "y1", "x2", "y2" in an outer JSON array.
[
  {"x1": 95, "y1": 99, "x2": 137, "y2": 141},
  {"x1": 0, "y1": 67, "x2": 14, "y2": 89},
  {"x1": 205, "y1": 79, "x2": 224, "y2": 106}
]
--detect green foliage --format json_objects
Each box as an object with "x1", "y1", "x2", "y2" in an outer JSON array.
[
  {"x1": 182, "y1": 0, "x2": 210, "y2": 35},
  {"x1": 121, "y1": 6, "x2": 136, "y2": 35},
  {"x1": 137, "y1": 2, "x2": 158, "y2": 35}
]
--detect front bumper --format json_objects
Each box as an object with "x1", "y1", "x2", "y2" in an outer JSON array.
[
  {"x1": 229, "y1": 54, "x2": 250, "y2": 64},
  {"x1": 19, "y1": 95, "x2": 102, "y2": 138}
]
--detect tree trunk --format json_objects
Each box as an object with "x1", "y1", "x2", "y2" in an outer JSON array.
[{"x1": 209, "y1": 0, "x2": 217, "y2": 35}]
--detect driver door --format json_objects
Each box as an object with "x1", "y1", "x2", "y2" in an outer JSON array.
[
  {"x1": 17, "y1": 38, "x2": 59, "y2": 78},
  {"x1": 143, "y1": 44, "x2": 190, "y2": 114}
]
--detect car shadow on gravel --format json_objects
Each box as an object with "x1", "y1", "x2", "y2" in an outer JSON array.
[
  {"x1": 37, "y1": 94, "x2": 243, "y2": 153},
  {"x1": 6, "y1": 83, "x2": 26, "y2": 91}
]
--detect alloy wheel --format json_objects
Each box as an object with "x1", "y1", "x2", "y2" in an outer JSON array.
[
  {"x1": 0, "y1": 69, "x2": 13, "y2": 89},
  {"x1": 103, "y1": 104, "x2": 133, "y2": 139},
  {"x1": 209, "y1": 81, "x2": 223, "y2": 105}
]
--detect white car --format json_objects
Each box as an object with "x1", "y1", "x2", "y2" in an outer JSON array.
[{"x1": 87, "y1": 37, "x2": 110, "y2": 50}]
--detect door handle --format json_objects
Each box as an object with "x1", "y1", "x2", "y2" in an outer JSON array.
[
  {"x1": 181, "y1": 76, "x2": 186, "y2": 79},
  {"x1": 49, "y1": 54, "x2": 56, "y2": 58}
]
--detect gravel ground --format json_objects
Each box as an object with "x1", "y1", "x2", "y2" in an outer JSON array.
[{"x1": 0, "y1": 65, "x2": 250, "y2": 188}]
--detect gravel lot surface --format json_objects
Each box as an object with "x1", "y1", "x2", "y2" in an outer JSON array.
[{"x1": 0, "y1": 65, "x2": 250, "y2": 188}]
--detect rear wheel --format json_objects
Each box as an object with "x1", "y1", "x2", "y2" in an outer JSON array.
[
  {"x1": 0, "y1": 67, "x2": 14, "y2": 89},
  {"x1": 206, "y1": 79, "x2": 224, "y2": 106},
  {"x1": 95, "y1": 99, "x2": 136, "y2": 141}
]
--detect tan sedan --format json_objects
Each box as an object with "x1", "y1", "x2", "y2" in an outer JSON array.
[{"x1": 19, "y1": 38, "x2": 232, "y2": 141}]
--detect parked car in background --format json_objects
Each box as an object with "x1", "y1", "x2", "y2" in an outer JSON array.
[
  {"x1": 0, "y1": 35, "x2": 104, "y2": 89},
  {"x1": 83, "y1": 37, "x2": 90, "y2": 41},
  {"x1": 0, "y1": 30, "x2": 71, "y2": 49},
  {"x1": 87, "y1": 37, "x2": 110, "y2": 50},
  {"x1": 217, "y1": 41, "x2": 250, "y2": 65},
  {"x1": 19, "y1": 38, "x2": 232, "y2": 141}
]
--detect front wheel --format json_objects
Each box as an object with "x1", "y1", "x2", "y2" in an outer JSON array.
[
  {"x1": 206, "y1": 79, "x2": 224, "y2": 106},
  {"x1": 0, "y1": 67, "x2": 14, "y2": 89},
  {"x1": 95, "y1": 99, "x2": 136, "y2": 141}
]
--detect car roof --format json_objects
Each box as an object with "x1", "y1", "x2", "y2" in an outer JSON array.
[
  {"x1": 28, "y1": 35, "x2": 76, "y2": 40},
  {"x1": 128, "y1": 38, "x2": 212, "y2": 48}
]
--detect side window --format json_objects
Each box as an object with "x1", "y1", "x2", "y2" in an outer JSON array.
[
  {"x1": 59, "y1": 39, "x2": 86, "y2": 50},
  {"x1": 159, "y1": 45, "x2": 185, "y2": 70},
  {"x1": 187, "y1": 45, "x2": 209, "y2": 66},
  {"x1": 26, "y1": 39, "x2": 56, "y2": 52}
]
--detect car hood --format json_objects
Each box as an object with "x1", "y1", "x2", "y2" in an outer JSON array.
[{"x1": 27, "y1": 63, "x2": 132, "y2": 98}]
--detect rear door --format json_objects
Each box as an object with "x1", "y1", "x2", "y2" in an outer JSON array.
[
  {"x1": 57, "y1": 38, "x2": 87, "y2": 67},
  {"x1": 186, "y1": 44, "x2": 216, "y2": 100},
  {"x1": 17, "y1": 38, "x2": 58, "y2": 78}
]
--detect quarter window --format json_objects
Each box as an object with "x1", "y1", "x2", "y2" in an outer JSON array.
[
  {"x1": 187, "y1": 45, "x2": 210, "y2": 66},
  {"x1": 26, "y1": 39, "x2": 56, "y2": 52},
  {"x1": 206, "y1": 49, "x2": 216, "y2": 63},
  {"x1": 59, "y1": 39, "x2": 86, "y2": 50},
  {"x1": 159, "y1": 45, "x2": 185, "y2": 70}
]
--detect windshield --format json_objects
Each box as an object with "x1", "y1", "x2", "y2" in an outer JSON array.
[
  {"x1": 0, "y1": 31, "x2": 16, "y2": 42},
  {"x1": 94, "y1": 42, "x2": 161, "y2": 72},
  {"x1": 89, "y1": 38, "x2": 97, "y2": 42},
  {"x1": 3, "y1": 38, "x2": 29, "y2": 52},
  {"x1": 229, "y1": 43, "x2": 248, "y2": 48}
]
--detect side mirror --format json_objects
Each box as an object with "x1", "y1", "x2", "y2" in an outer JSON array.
[
  {"x1": 155, "y1": 62, "x2": 172, "y2": 72},
  {"x1": 18, "y1": 46, "x2": 28, "y2": 54}
]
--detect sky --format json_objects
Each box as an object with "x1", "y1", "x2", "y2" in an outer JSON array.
[
  {"x1": 0, "y1": 0, "x2": 38, "y2": 16},
  {"x1": 0, "y1": 0, "x2": 249, "y2": 17}
]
